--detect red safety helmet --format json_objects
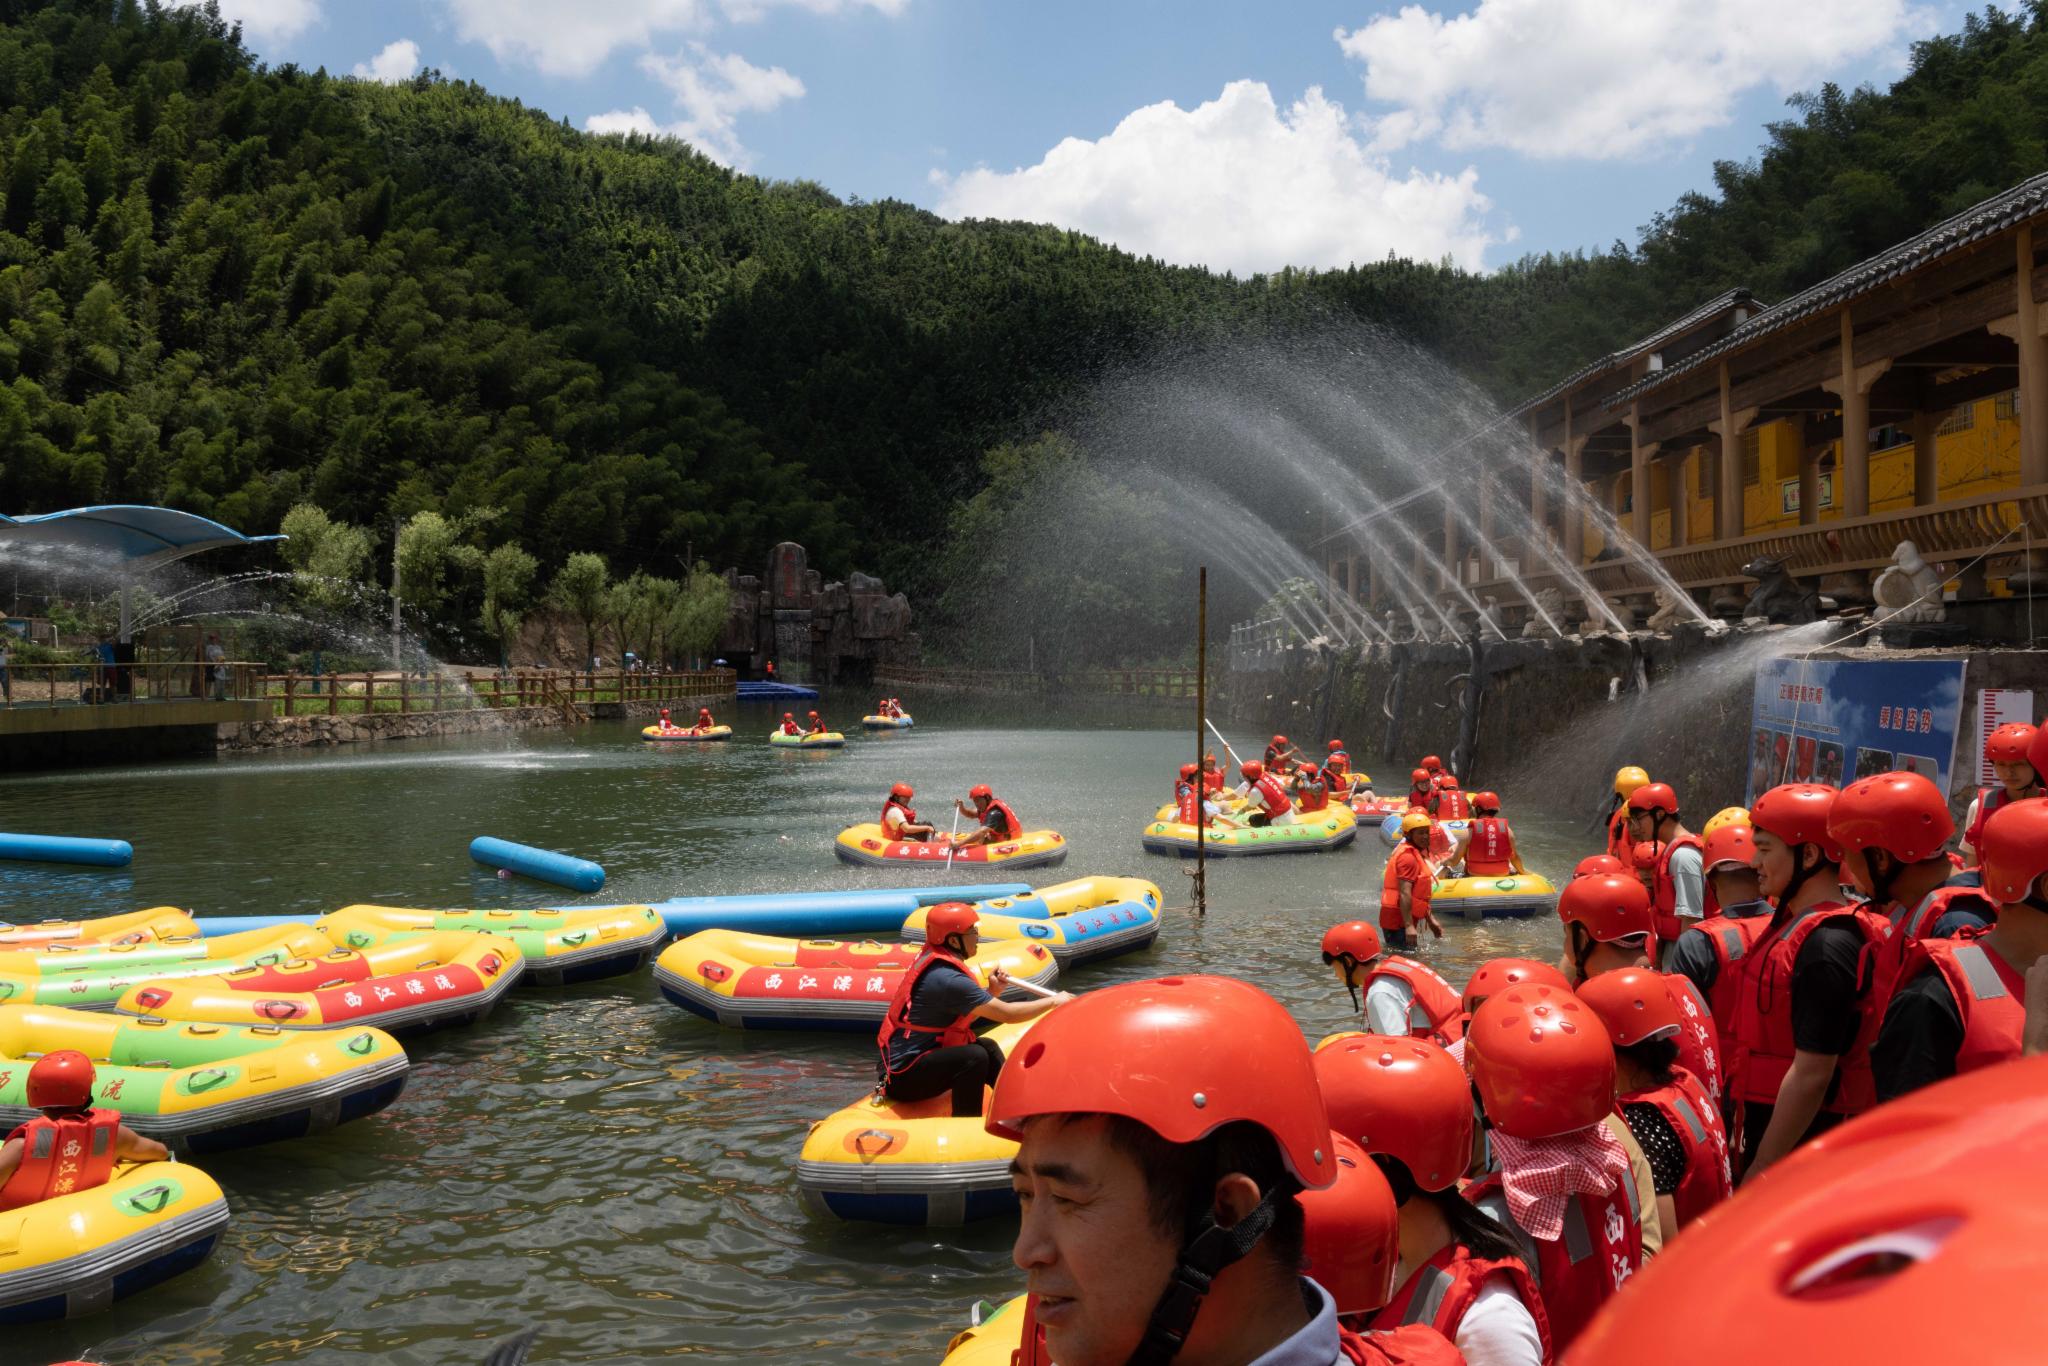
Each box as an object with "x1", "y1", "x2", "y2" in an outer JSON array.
[
  {"x1": 1829, "y1": 771, "x2": 1955, "y2": 868},
  {"x1": 808, "y1": 710, "x2": 819, "y2": 718},
  {"x1": 1471, "y1": 791, "x2": 1500, "y2": 812},
  {"x1": 1409, "y1": 768, "x2": 1431, "y2": 787},
  {"x1": 1461, "y1": 957, "x2": 1571, "y2": 1016},
  {"x1": 925, "y1": 902, "x2": 979, "y2": 949},
  {"x1": 2030, "y1": 723, "x2": 2048, "y2": 783},
  {"x1": 1750, "y1": 783, "x2": 1843, "y2": 862},
  {"x1": 1313, "y1": 1034, "x2": 1472, "y2": 1192},
  {"x1": 1327, "y1": 739, "x2": 1345, "y2": 752},
  {"x1": 1985, "y1": 721, "x2": 2039, "y2": 765},
  {"x1": 1631, "y1": 840, "x2": 1660, "y2": 873},
  {"x1": 1626, "y1": 782, "x2": 1680, "y2": 817},
  {"x1": 1320, "y1": 921, "x2": 1383, "y2": 971},
  {"x1": 1439, "y1": 774, "x2": 1461, "y2": 791},
  {"x1": 1576, "y1": 968, "x2": 1682, "y2": 1047},
  {"x1": 660, "y1": 708, "x2": 671, "y2": 718},
  {"x1": 1421, "y1": 756, "x2": 1443, "y2": 771},
  {"x1": 1179, "y1": 763, "x2": 1198, "y2": 781},
  {"x1": 1241, "y1": 761, "x2": 1265, "y2": 781},
  {"x1": 26, "y1": 1049, "x2": 96, "y2": 1111},
  {"x1": 1558, "y1": 874, "x2": 1655, "y2": 943},
  {"x1": 1272, "y1": 734, "x2": 1289, "y2": 746},
  {"x1": 1567, "y1": 1053, "x2": 2048, "y2": 1366},
  {"x1": 782, "y1": 712, "x2": 793, "y2": 720},
  {"x1": 969, "y1": 783, "x2": 993, "y2": 801},
  {"x1": 1297, "y1": 1132, "x2": 1400, "y2": 1315},
  {"x1": 889, "y1": 781, "x2": 913, "y2": 800},
  {"x1": 1980, "y1": 800, "x2": 2048, "y2": 906},
  {"x1": 1701, "y1": 824, "x2": 1759, "y2": 876},
  {"x1": 1573, "y1": 854, "x2": 1627, "y2": 879},
  {"x1": 987, "y1": 976, "x2": 1336, "y2": 1190},
  {"x1": 1468, "y1": 986, "x2": 1616, "y2": 1140}
]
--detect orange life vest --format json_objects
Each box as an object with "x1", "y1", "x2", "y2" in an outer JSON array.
[
  {"x1": 1296, "y1": 773, "x2": 1331, "y2": 813},
  {"x1": 881, "y1": 797, "x2": 919, "y2": 834},
  {"x1": 1605, "y1": 808, "x2": 1630, "y2": 863},
  {"x1": 1341, "y1": 1323, "x2": 1470, "y2": 1365},
  {"x1": 980, "y1": 796, "x2": 1023, "y2": 841},
  {"x1": 1468, "y1": 1160, "x2": 1643, "y2": 1355},
  {"x1": 1728, "y1": 901, "x2": 1893, "y2": 1117},
  {"x1": 1380, "y1": 845, "x2": 1435, "y2": 930},
  {"x1": 0, "y1": 1108, "x2": 122, "y2": 1211},
  {"x1": 1627, "y1": 1067, "x2": 1731, "y2": 1229},
  {"x1": 1465, "y1": 817, "x2": 1516, "y2": 877},
  {"x1": 876, "y1": 947, "x2": 978, "y2": 1081},
  {"x1": 1900, "y1": 930, "x2": 2026, "y2": 1079},
  {"x1": 1369, "y1": 957, "x2": 1465, "y2": 1046},
  {"x1": 1649, "y1": 833, "x2": 1703, "y2": 943},
  {"x1": 1369, "y1": 1242, "x2": 1551, "y2": 1364},
  {"x1": 1202, "y1": 768, "x2": 1225, "y2": 793}
]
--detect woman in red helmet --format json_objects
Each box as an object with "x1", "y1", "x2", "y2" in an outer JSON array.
[
  {"x1": 877, "y1": 903, "x2": 1068, "y2": 1118},
  {"x1": 1405, "y1": 769, "x2": 1433, "y2": 812},
  {"x1": 1665, "y1": 823, "x2": 1774, "y2": 1040},
  {"x1": 953, "y1": 784, "x2": 1023, "y2": 848},
  {"x1": 1624, "y1": 782, "x2": 1703, "y2": 950},
  {"x1": 1960, "y1": 721, "x2": 2040, "y2": 865},
  {"x1": 777, "y1": 711, "x2": 802, "y2": 737},
  {"x1": 1316, "y1": 1035, "x2": 1549, "y2": 1366},
  {"x1": 1200, "y1": 751, "x2": 1227, "y2": 794},
  {"x1": 1322, "y1": 739, "x2": 1352, "y2": 794},
  {"x1": 0, "y1": 1051, "x2": 167, "y2": 1211},
  {"x1": 1175, "y1": 763, "x2": 1237, "y2": 830},
  {"x1": 881, "y1": 782, "x2": 933, "y2": 842},
  {"x1": 1874, "y1": 799, "x2": 2048, "y2": 1101},
  {"x1": 1561, "y1": 874, "x2": 1723, "y2": 1106}
]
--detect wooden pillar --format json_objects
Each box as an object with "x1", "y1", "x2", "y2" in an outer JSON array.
[
  {"x1": 1477, "y1": 473, "x2": 1495, "y2": 581},
  {"x1": 1528, "y1": 415, "x2": 1549, "y2": 547},
  {"x1": 1911, "y1": 408, "x2": 1939, "y2": 505},
  {"x1": 1442, "y1": 493, "x2": 1460, "y2": 591},
  {"x1": 2018, "y1": 225, "x2": 2048, "y2": 486},
  {"x1": 1716, "y1": 362, "x2": 1743, "y2": 540},
  {"x1": 1565, "y1": 417, "x2": 1586, "y2": 563},
  {"x1": 1837, "y1": 310, "x2": 1872, "y2": 517},
  {"x1": 1666, "y1": 453, "x2": 1690, "y2": 548},
  {"x1": 1629, "y1": 402, "x2": 1652, "y2": 544},
  {"x1": 1367, "y1": 558, "x2": 1381, "y2": 610},
  {"x1": 1796, "y1": 415, "x2": 1818, "y2": 526}
]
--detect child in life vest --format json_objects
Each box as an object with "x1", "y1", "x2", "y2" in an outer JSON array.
[{"x1": 0, "y1": 1051, "x2": 168, "y2": 1211}]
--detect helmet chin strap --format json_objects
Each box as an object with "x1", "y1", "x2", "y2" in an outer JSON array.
[
  {"x1": 1126, "y1": 1184, "x2": 1289, "y2": 1366},
  {"x1": 1780, "y1": 843, "x2": 1828, "y2": 909}
]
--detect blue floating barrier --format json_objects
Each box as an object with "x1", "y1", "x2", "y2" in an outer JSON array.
[
  {"x1": 469, "y1": 836, "x2": 605, "y2": 893},
  {"x1": 0, "y1": 833, "x2": 133, "y2": 868}
]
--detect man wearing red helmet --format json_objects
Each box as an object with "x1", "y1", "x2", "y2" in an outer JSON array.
[
  {"x1": 0, "y1": 1051, "x2": 167, "y2": 1211},
  {"x1": 1873, "y1": 800, "x2": 2048, "y2": 1101},
  {"x1": 953, "y1": 784, "x2": 1023, "y2": 848},
  {"x1": 1290, "y1": 762, "x2": 1332, "y2": 815},
  {"x1": 1665, "y1": 823, "x2": 1773, "y2": 1039},
  {"x1": 692, "y1": 706, "x2": 716, "y2": 734},
  {"x1": 1830, "y1": 771, "x2": 1996, "y2": 986},
  {"x1": 805, "y1": 709, "x2": 827, "y2": 736},
  {"x1": 1265, "y1": 733, "x2": 1301, "y2": 774},
  {"x1": 1382, "y1": 813, "x2": 1445, "y2": 951},
  {"x1": 881, "y1": 782, "x2": 933, "y2": 842},
  {"x1": 1322, "y1": 739, "x2": 1352, "y2": 793},
  {"x1": 1426, "y1": 775, "x2": 1471, "y2": 822},
  {"x1": 1238, "y1": 760, "x2": 1296, "y2": 829},
  {"x1": 1405, "y1": 769, "x2": 1433, "y2": 812},
  {"x1": 1624, "y1": 782, "x2": 1703, "y2": 949},
  {"x1": 1450, "y1": 791, "x2": 1522, "y2": 878},
  {"x1": 1320, "y1": 922, "x2": 1463, "y2": 1047},
  {"x1": 1175, "y1": 763, "x2": 1237, "y2": 831},
  {"x1": 1960, "y1": 721, "x2": 2041, "y2": 865}
]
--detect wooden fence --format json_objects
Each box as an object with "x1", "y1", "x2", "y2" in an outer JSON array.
[
  {"x1": 874, "y1": 663, "x2": 1199, "y2": 699},
  {"x1": 259, "y1": 668, "x2": 736, "y2": 718}
]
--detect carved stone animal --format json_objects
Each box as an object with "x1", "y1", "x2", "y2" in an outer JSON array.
[
  {"x1": 1742, "y1": 554, "x2": 1820, "y2": 624},
  {"x1": 1872, "y1": 540, "x2": 1946, "y2": 624}
]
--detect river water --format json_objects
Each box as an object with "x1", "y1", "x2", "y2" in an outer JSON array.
[{"x1": 3, "y1": 695, "x2": 1584, "y2": 1365}]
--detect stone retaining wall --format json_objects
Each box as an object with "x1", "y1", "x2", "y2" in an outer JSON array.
[{"x1": 218, "y1": 706, "x2": 572, "y2": 750}]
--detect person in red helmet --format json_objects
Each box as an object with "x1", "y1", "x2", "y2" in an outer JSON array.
[
  {"x1": 1238, "y1": 760, "x2": 1296, "y2": 829},
  {"x1": 1624, "y1": 782, "x2": 1703, "y2": 950},
  {"x1": 1427, "y1": 774, "x2": 1470, "y2": 822},
  {"x1": 1606, "y1": 767, "x2": 1651, "y2": 863},
  {"x1": 1321, "y1": 922, "x2": 1463, "y2": 1047},
  {"x1": 1577, "y1": 968, "x2": 1732, "y2": 1236},
  {"x1": 993, "y1": 976, "x2": 1431, "y2": 1366},
  {"x1": 692, "y1": 706, "x2": 716, "y2": 733},
  {"x1": 1290, "y1": 761, "x2": 1331, "y2": 814},
  {"x1": 1405, "y1": 769, "x2": 1433, "y2": 811},
  {"x1": 953, "y1": 784, "x2": 1023, "y2": 848},
  {"x1": 1558, "y1": 873, "x2": 1656, "y2": 984},
  {"x1": 1451, "y1": 792, "x2": 1523, "y2": 878},
  {"x1": 1381, "y1": 812, "x2": 1445, "y2": 951},
  {"x1": 656, "y1": 706, "x2": 677, "y2": 733},
  {"x1": 1460, "y1": 958, "x2": 1570, "y2": 1023},
  {"x1": 1419, "y1": 755, "x2": 1445, "y2": 788},
  {"x1": 804, "y1": 709, "x2": 827, "y2": 736},
  {"x1": 1316, "y1": 1035, "x2": 1549, "y2": 1366},
  {"x1": 1873, "y1": 799, "x2": 2048, "y2": 1100},
  {"x1": 777, "y1": 711, "x2": 802, "y2": 737},
  {"x1": 1734, "y1": 784, "x2": 1893, "y2": 1181},
  {"x1": 1200, "y1": 751, "x2": 1227, "y2": 794},
  {"x1": 1665, "y1": 823, "x2": 1773, "y2": 1040},
  {"x1": 1831, "y1": 771, "x2": 1996, "y2": 986},
  {"x1": 1322, "y1": 739, "x2": 1352, "y2": 793},
  {"x1": 1463, "y1": 987, "x2": 1650, "y2": 1349},
  {"x1": 1571, "y1": 854, "x2": 1627, "y2": 879},
  {"x1": 877, "y1": 903, "x2": 1068, "y2": 1118},
  {"x1": 1960, "y1": 721, "x2": 2041, "y2": 865},
  {"x1": 0, "y1": 1051, "x2": 167, "y2": 1211},
  {"x1": 881, "y1": 781, "x2": 933, "y2": 842},
  {"x1": 1175, "y1": 763, "x2": 1237, "y2": 831},
  {"x1": 1265, "y1": 733, "x2": 1301, "y2": 774}
]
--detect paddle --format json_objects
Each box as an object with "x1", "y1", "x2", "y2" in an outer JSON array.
[
  {"x1": 1203, "y1": 718, "x2": 1244, "y2": 773},
  {"x1": 943, "y1": 802, "x2": 962, "y2": 872},
  {"x1": 993, "y1": 973, "x2": 1067, "y2": 1001}
]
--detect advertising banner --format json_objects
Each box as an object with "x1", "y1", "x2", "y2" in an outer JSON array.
[{"x1": 1748, "y1": 657, "x2": 1968, "y2": 803}]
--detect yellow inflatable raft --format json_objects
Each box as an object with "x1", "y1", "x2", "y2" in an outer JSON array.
[
  {"x1": 941, "y1": 1296, "x2": 1034, "y2": 1366},
  {"x1": 115, "y1": 930, "x2": 524, "y2": 1034},
  {"x1": 316, "y1": 903, "x2": 666, "y2": 986},
  {"x1": 0, "y1": 924, "x2": 334, "y2": 1011},
  {"x1": 771, "y1": 730, "x2": 846, "y2": 748},
  {"x1": 0, "y1": 1160, "x2": 229, "y2": 1323},
  {"x1": 643, "y1": 724, "x2": 732, "y2": 742},
  {"x1": 835, "y1": 824, "x2": 1069, "y2": 871},
  {"x1": 1430, "y1": 870, "x2": 1558, "y2": 920},
  {"x1": 797, "y1": 1018, "x2": 1038, "y2": 1225},
  {"x1": 0, "y1": 1004, "x2": 407, "y2": 1154},
  {"x1": 1141, "y1": 804, "x2": 1357, "y2": 858},
  {"x1": 901, "y1": 875, "x2": 1163, "y2": 968},
  {"x1": 654, "y1": 930, "x2": 1057, "y2": 1030},
  {"x1": 0, "y1": 907, "x2": 198, "y2": 950},
  {"x1": 861, "y1": 713, "x2": 914, "y2": 729}
]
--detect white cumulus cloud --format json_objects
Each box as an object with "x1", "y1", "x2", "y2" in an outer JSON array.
[
  {"x1": 443, "y1": 0, "x2": 906, "y2": 78},
  {"x1": 931, "y1": 80, "x2": 1499, "y2": 276},
  {"x1": 171, "y1": 0, "x2": 321, "y2": 46},
  {"x1": 1337, "y1": 0, "x2": 1930, "y2": 159},
  {"x1": 352, "y1": 39, "x2": 422, "y2": 83},
  {"x1": 585, "y1": 44, "x2": 805, "y2": 168}
]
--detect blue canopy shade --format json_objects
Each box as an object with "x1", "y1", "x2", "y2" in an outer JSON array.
[{"x1": 0, "y1": 505, "x2": 284, "y2": 570}]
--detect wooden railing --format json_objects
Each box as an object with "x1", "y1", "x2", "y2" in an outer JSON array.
[
  {"x1": 259, "y1": 668, "x2": 735, "y2": 718},
  {"x1": 875, "y1": 663, "x2": 1200, "y2": 699},
  {"x1": 0, "y1": 659, "x2": 264, "y2": 708}
]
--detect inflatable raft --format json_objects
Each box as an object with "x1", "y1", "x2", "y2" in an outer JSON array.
[
  {"x1": 0, "y1": 907, "x2": 197, "y2": 950},
  {"x1": 771, "y1": 730, "x2": 845, "y2": 749},
  {"x1": 116, "y1": 931, "x2": 524, "y2": 1034},
  {"x1": 1141, "y1": 805, "x2": 1357, "y2": 858},
  {"x1": 1379, "y1": 813, "x2": 1467, "y2": 848},
  {"x1": 0, "y1": 1160, "x2": 229, "y2": 1323},
  {"x1": 0, "y1": 1005, "x2": 407, "y2": 1154},
  {"x1": 642, "y1": 724, "x2": 732, "y2": 742},
  {"x1": 861, "y1": 714, "x2": 914, "y2": 729},
  {"x1": 835, "y1": 824, "x2": 1068, "y2": 871},
  {"x1": 1350, "y1": 794, "x2": 1404, "y2": 820},
  {"x1": 796, "y1": 1019, "x2": 1037, "y2": 1225},
  {"x1": 317, "y1": 903, "x2": 666, "y2": 987},
  {"x1": 941, "y1": 1296, "x2": 1034, "y2": 1366},
  {"x1": 0, "y1": 925, "x2": 334, "y2": 1011},
  {"x1": 901, "y1": 876, "x2": 1163, "y2": 968},
  {"x1": 653, "y1": 930, "x2": 1057, "y2": 1030},
  {"x1": 1430, "y1": 871, "x2": 1558, "y2": 920}
]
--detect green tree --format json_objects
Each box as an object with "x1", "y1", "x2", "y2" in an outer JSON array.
[
  {"x1": 394, "y1": 510, "x2": 480, "y2": 623},
  {"x1": 550, "y1": 552, "x2": 609, "y2": 668},
  {"x1": 277, "y1": 501, "x2": 374, "y2": 612},
  {"x1": 481, "y1": 541, "x2": 538, "y2": 668},
  {"x1": 666, "y1": 563, "x2": 733, "y2": 668}
]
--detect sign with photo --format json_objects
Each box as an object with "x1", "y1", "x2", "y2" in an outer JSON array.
[{"x1": 1748, "y1": 656, "x2": 1968, "y2": 803}]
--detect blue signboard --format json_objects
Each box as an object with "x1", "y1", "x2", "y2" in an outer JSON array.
[{"x1": 1748, "y1": 657, "x2": 1968, "y2": 803}]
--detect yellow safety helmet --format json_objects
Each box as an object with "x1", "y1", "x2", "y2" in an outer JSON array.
[
  {"x1": 1702, "y1": 805, "x2": 1752, "y2": 837},
  {"x1": 1399, "y1": 811, "x2": 1433, "y2": 835},
  {"x1": 1613, "y1": 766, "x2": 1651, "y2": 799}
]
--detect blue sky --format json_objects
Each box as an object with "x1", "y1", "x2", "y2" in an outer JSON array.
[{"x1": 204, "y1": 0, "x2": 1990, "y2": 278}]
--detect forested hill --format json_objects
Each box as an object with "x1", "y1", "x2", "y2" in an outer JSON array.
[{"x1": 2, "y1": 0, "x2": 2046, "y2": 609}]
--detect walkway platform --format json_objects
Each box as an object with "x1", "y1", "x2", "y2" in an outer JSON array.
[
  {"x1": 736, "y1": 681, "x2": 820, "y2": 700},
  {"x1": 0, "y1": 700, "x2": 268, "y2": 768}
]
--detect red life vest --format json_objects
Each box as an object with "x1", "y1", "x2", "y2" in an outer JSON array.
[
  {"x1": 779, "y1": 720, "x2": 801, "y2": 735},
  {"x1": 881, "y1": 798, "x2": 919, "y2": 834},
  {"x1": 1606, "y1": 808, "x2": 1630, "y2": 863},
  {"x1": 1340, "y1": 1323, "x2": 1469, "y2": 1366},
  {"x1": 1683, "y1": 913, "x2": 1770, "y2": 1039},
  {"x1": 1381, "y1": 846, "x2": 1435, "y2": 930},
  {"x1": 1626, "y1": 1068, "x2": 1731, "y2": 1229},
  {"x1": 1369, "y1": 1242, "x2": 1552, "y2": 1364},
  {"x1": 1265, "y1": 744, "x2": 1294, "y2": 772},
  {"x1": 981, "y1": 796, "x2": 1023, "y2": 841},
  {"x1": 1202, "y1": 768, "x2": 1225, "y2": 793},
  {"x1": 875, "y1": 947, "x2": 979, "y2": 1081},
  {"x1": 1251, "y1": 773, "x2": 1291, "y2": 818},
  {"x1": 1877, "y1": 882, "x2": 2000, "y2": 986},
  {"x1": 1467, "y1": 1161, "x2": 1643, "y2": 1354},
  {"x1": 1369, "y1": 957, "x2": 1466, "y2": 1046},
  {"x1": 1901, "y1": 931, "x2": 2026, "y2": 1078},
  {"x1": 1649, "y1": 834, "x2": 1703, "y2": 943},
  {"x1": 1666, "y1": 973, "x2": 1724, "y2": 1105},
  {"x1": 1728, "y1": 901, "x2": 1893, "y2": 1116},
  {"x1": 1965, "y1": 785, "x2": 2032, "y2": 857},
  {"x1": 1175, "y1": 781, "x2": 1203, "y2": 825},
  {"x1": 1296, "y1": 774, "x2": 1330, "y2": 813},
  {"x1": 1327, "y1": 752, "x2": 1351, "y2": 778},
  {"x1": 0, "y1": 1108, "x2": 122, "y2": 1211},
  {"x1": 1465, "y1": 817, "x2": 1516, "y2": 877},
  {"x1": 1433, "y1": 791, "x2": 1471, "y2": 821}
]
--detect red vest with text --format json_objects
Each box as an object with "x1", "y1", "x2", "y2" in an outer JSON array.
[
  {"x1": 1251, "y1": 773, "x2": 1292, "y2": 818},
  {"x1": 1465, "y1": 817, "x2": 1516, "y2": 877},
  {"x1": 1902, "y1": 930, "x2": 2026, "y2": 1079},
  {"x1": 1174, "y1": 781, "x2": 1202, "y2": 825},
  {"x1": 1627, "y1": 1068, "x2": 1731, "y2": 1229},
  {"x1": 1650, "y1": 834, "x2": 1703, "y2": 942},
  {"x1": 1729, "y1": 901, "x2": 1892, "y2": 1116},
  {"x1": 1965, "y1": 785, "x2": 2028, "y2": 856},
  {"x1": 1666, "y1": 973, "x2": 1724, "y2": 1104},
  {"x1": 1296, "y1": 773, "x2": 1331, "y2": 813},
  {"x1": 1430, "y1": 790, "x2": 1472, "y2": 821},
  {"x1": 881, "y1": 798, "x2": 919, "y2": 833},
  {"x1": 1685, "y1": 913, "x2": 1770, "y2": 1038},
  {"x1": 876, "y1": 947, "x2": 978, "y2": 1081},
  {"x1": 981, "y1": 797, "x2": 1023, "y2": 841},
  {"x1": 1467, "y1": 1161, "x2": 1643, "y2": 1354},
  {"x1": 1340, "y1": 1324, "x2": 1469, "y2": 1366},
  {"x1": 1878, "y1": 882, "x2": 2000, "y2": 986},
  {"x1": 0, "y1": 1108, "x2": 122, "y2": 1211},
  {"x1": 1369, "y1": 1243, "x2": 1551, "y2": 1365},
  {"x1": 1369, "y1": 957, "x2": 1466, "y2": 1046}
]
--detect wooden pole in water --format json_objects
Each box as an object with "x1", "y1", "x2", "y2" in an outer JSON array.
[{"x1": 1194, "y1": 566, "x2": 1208, "y2": 917}]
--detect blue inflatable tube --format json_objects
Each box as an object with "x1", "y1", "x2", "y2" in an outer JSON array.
[
  {"x1": 469, "y1": 837, "x2": 605, "y2": 893},
  {"x1": 0, "y1": 833, "x2": 133, "y2": 867}
]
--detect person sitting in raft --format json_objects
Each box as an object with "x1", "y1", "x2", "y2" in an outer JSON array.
[
  {"x1": 1237, "y1": 760, "x2": 1295, "y2": 828},
  {"x1": 953, "y1": 784, "x2": 1023, "y2": 848},
  {"x1": 1428, "y1": 774, "x2": 1472, "y2": 821},
  {"x1": 1405, "y1": 768, "x2": 1433, "y2": 811},
  {"x1": 1382, "y1": 812, "x2": 1445, "y2": 951},
  {"x1": 690, "y1": 706, "x2": 716, "y2": 733},
  {"x1": 0, "y1": 1051, "x2": 168, "y2": 1211},
  {"x1": 1200, "y1": 751, "x2": 1227, "y2": 793},
  {"x1": 1174, "y1": 763, "x2": 1236, "y2": 830},
  {"x1": 878, "y1": 904, "x2": 1069, "y2": 1119},
  {"x1": 1264, "y1": 733, "x2": 1301, "y2": 773},
  {"x1": 1451, "y1": 790, "x2": 1526, "y2": 878},
  {"x1": 1322, "y1": 738, "x2": 1352, "y2": 792},
  {"x1": 805, "y1": 709, "x2": 828, "y2": 736},
  {"x1": 882, "y1": 782, "x2": 935, "y2": 842},
  {"x1": 655, "y1": 707, "x2": 682, "y2": 734},
  {"x1": 1419, "y1": 754, "x2": 1446, "y2": 789},
  {"x1": 777, "y1": 711, "x2": 803, "y2": 736},
  {"x1": 1290, "y1": 762, "x2": 1331, "y2": 814}
]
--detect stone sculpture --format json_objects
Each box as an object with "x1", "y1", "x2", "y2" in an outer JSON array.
[
  {"x1": 1871, "y1": 540, "x2": 1947, "y2": 624},
  {"x1": 1520, "y1": 587, "x2": 1566, "y2": 638},
  {"x1": 1645, "y1": 588, "x2": 1687, "y2": 631},
  {"x1": 1741, "y1": 554, "x2": 1820, "y2": 625}
]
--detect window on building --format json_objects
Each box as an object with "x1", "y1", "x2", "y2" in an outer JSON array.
[
  {"x1": 1870, "y1": 423, "x2": 1908, "y2": 450},
  {"x1": 1997, "y1": 390, "x2": 2021, "y2": 421},
  {"x1": 1742, "y1": 430, "x2": 1762, "y2": 487},
  {"x1": 1935, "y1": 403, "x2": 1975, "y2": 435}
]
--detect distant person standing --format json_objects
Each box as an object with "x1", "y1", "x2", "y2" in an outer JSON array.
[
  {"x1": 205, "y1": 633, "x2": 228, "y2": 701},
  {"x1": 0, "y1": 636, "x2": 11, "y2": 707},
  {"x1": 764, "y1": 659, "x2": 776, "y2": 682}
]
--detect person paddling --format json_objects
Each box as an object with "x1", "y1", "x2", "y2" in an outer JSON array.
[
  {"x1": 1237, "y1": 760, "x2": 1295, "y2": 829},
  {"x1": 953, "y1": 784, "x2": 1022, "y2": 848},
  {"x1": 0, "y1": 1051, "x2": 168, "y2": 1210},
  {"x1": 804, "y1": 709, "x2": 827, "y2": 736}
]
